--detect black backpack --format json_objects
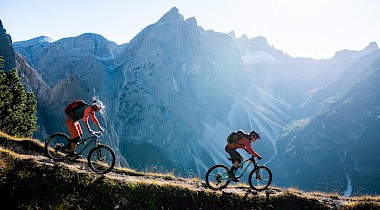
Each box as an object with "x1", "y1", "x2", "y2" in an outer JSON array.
[
  {"x1": 226, "y1": 130, "x2": 249, "y2": 144},
  {"x1": 64, "y1": 100, "x2": 89, "y2": 121}
]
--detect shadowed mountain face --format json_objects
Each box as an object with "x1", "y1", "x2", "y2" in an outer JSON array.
[
  {"x1": 109, "y1": 8, "x2": 291, "y2": 172},
  {"x1": 0, "y1": 20, "x2": 15, "y2": 72},
  {"x1": 269, "y1": 50, "x2": 380, "y2": 195},
  {"x1": 6, "y1": 7, "x2": 380, "y2": 195}
]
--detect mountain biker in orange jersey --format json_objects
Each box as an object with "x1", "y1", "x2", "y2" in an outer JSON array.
[
  {"x1": 225, "y1": 130, "x2": 261, "y2": 181},
  {"x1": 65, "y1": 99, "x2": 104, "y2": 159}
]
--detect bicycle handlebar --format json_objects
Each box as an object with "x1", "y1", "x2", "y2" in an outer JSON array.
[
  {"x1": 92, "y1": 131, "x2": 103, "y2": 137},
  {"x1": 229, "y1": 156, "x2": 259, "y2": 162},
  {"x1": 249, "y1": 156, "x2": 262, "y2": 162}
]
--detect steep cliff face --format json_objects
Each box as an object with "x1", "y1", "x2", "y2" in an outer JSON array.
[
  {"x1": 269, "y1": 48, "x2": 380, "y2": 195},
  {"x1": 0, "y1": 20, "x2": 15, "y2": 72},
  {"x1": 116, "y1": 8, "x2": 210, "y2": 170},
  {"x1": 115, "y1": 8, "x2": 290, "y2": 174},
  {"x1": 15, "y1": 53, "x2": 49, "y2": 139}
]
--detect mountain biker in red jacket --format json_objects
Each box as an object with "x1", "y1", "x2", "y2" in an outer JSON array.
[
  {"x1": 225, "y1": 130, "x2": 261, "y2": 181},
  {"x1": 65, "y1": 99, "x2": 104, "y2": 159}
]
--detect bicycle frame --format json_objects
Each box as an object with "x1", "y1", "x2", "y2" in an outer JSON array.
[
  {"x1": 234, "y1": 159, "x2": 255, "y2": 179},
  {"x1": 75, "y1": 135, "x2": 98, "y2": 155},
  {"x1": 220, "y1": 158, "x2": 257, "y2": 181}
]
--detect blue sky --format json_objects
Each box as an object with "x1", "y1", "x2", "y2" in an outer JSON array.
[{"x1": 1, "y1": 0, "x2": 379, "y2": 59}]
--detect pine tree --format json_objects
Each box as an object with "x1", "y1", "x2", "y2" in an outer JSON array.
[{"x1": 0, "y1": 68, "x2": 38, "y2": 137}]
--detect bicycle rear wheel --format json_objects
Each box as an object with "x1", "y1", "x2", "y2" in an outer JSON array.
[
  {"x1": 205, "y1": 165, "x2": 231, "y2": 190},
  {"x1": 45, "y1": 133, "x2": 71, "y2": 160},
  {"x1": 88, "y1": 145, "x2": 116, "y2": 174},
  {"x1": 248, "y1": 166, "x2": 272, "y2": 191}
]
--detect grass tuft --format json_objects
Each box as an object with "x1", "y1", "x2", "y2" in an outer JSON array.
[{"x1": 0, "y1": 131, "x2": 380, "y2": 209}]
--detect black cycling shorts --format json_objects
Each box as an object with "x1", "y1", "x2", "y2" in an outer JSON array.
[{"x1": 225, "y1": 145, "x2": 243, "y2": 163}]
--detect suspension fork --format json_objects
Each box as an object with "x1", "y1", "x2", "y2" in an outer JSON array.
[
  {"x1": 94, "y1": 139, "x2": 106, "y2": 161},
  {"x1": 253, "y1": 162, "x2": 261, "y2": 179}
]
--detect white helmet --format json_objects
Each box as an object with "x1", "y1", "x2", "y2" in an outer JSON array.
[{"x1": 92, "y1": 99, "x2": 105, "y2": 110}]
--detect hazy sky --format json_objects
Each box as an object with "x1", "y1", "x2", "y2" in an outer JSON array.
[{"x1": 1, "y1": 0, "x2": 379, "y2": 59}]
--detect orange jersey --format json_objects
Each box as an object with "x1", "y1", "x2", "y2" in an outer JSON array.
[
  {"x1": 82, "y1": 106, "x2": 99, "y2": 125},
  {"x1": 66, "y1": 106, "x2": 100, "y2": 139}
]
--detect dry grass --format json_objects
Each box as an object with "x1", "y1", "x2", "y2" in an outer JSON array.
[{"x1": 1, "y1": 131, "x2": 380, "y2": 209}]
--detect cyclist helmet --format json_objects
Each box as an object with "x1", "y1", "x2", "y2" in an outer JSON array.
[
  {"x1": 250, "y1": 130, "x2": 260, "y2": 139},
  {"x1": 92, "y1": 99, "x2": 105, "y2": 111}
]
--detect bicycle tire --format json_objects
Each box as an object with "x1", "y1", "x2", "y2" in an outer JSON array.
[
  {"x1": 205, "y1": 164, "x2": 231, "y2": 190},
  {"x1": 248, "y1": 166, "x2": 272, "y2": 191},
  {"x1": 87, "y1": 144, "x2": 116, "y2": 174},
  {"x1": 45, "y1": 132, "x2": 71, "y2": 161}
]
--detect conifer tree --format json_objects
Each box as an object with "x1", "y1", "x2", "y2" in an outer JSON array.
[{"x1": 0, "y1": 68, "x2": 38, "y2": 137}]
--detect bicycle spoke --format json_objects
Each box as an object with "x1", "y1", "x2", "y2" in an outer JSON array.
[
  {"x1": 45, "y1": 133, "x2": 70, "y2": 160},
  {"x1": 88, "y1": 145, "x2": 115, "y2": 174},
  {"x1": 249, "y1": 166, "x2": 272, "y2": 191},
  {"x1": 205, "y1": 165, "x2": 230, "y2": 190}
]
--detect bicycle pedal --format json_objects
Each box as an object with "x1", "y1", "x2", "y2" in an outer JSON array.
[{"x1": 66, "y1": 152, "x2": 82, "y2": 160}]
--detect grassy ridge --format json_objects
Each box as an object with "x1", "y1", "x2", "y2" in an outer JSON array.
[
  {"x1": 0, "y1": 131, "x2": 379, "y2": 209},
  {"x1": 0, "y1": 148, "x2": 323, "y2": 209}
]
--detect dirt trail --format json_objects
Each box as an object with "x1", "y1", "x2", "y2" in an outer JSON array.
[{"x1": 28, "y1": 153, "x2": 355, "y2": 209}]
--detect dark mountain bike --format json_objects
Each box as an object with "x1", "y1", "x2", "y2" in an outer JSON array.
[
  {"x1": 205, "y1": 156, "x2": 272, "y2": 191},
  {"x1": 45, "y1": 132, "x2": 115, "y2": 174}
]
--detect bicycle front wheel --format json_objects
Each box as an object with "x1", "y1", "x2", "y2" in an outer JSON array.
[
  {"x1": 45, "y1": 133, "x2": 71, "y2": 161},
  {"x1": 88, "y1": 145, "x2": 116, "y2": 174},
  {"x1": 205, "y1": 165, "x2": 231, "y2": 190},
  {"x1": 248, "y1": 166, "x2": 272, "y2": 191}
]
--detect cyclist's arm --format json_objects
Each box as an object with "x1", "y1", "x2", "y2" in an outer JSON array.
[
  {"x1": 83, "y1": 106, "x2": 96, "y2": 133},
  {"x1": 90, "y1": 113, "x2": 100, "y2": 127},
  {"x1": 85, "y1": 107, "x2": 103, "y2": 132},
  {"x1": 239, "y1": 138, "x2": 260, "y2": 157}
]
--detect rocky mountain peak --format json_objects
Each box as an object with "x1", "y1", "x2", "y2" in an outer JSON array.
[
  {"x1": 157, "y1": 7, "x2": 184, "y2": 24},
  {"x1": 363, "y1": 41, "x2": 379, "y2": 52},
  {"x1": 333, "y1": 41, "x2": 379, "y2": 59},
  {"x1": 227, "y1": 31, "x2": 236, "y2": 39},
  {"x1": 241, "y1": 35, "x2": 285, "y2": 60},
  {"x1": 0, "y1": 19, "x2": 6, "y2": 34},
  {"x1": 13, "y1": 36, "x2": 53, "y2": 48},
  {"x1": 38, "y1": 33, "x2": 118, "y2": 64},
  {"x1": 249, "y1": 36, "x2": 270, "y2": 51}
]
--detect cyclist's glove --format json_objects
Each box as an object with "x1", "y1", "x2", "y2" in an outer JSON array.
[{"x1": 257, "y1": 156, "x2": 262, "y2": 160}]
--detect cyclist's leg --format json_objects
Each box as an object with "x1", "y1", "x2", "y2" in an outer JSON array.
[
  {"x1": 66, "y1": 117, "x2": 81, "y2": 153},
  {"x1": 75, "y1": 121, "x2": 83, "y2": 137},
  {"x1": 225, "y1": 146, "x2": 243, "y2": 178}
]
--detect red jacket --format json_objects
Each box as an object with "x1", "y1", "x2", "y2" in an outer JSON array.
[{"x1": 227, "y1": 137, "x2": 260, "y2": 157}]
